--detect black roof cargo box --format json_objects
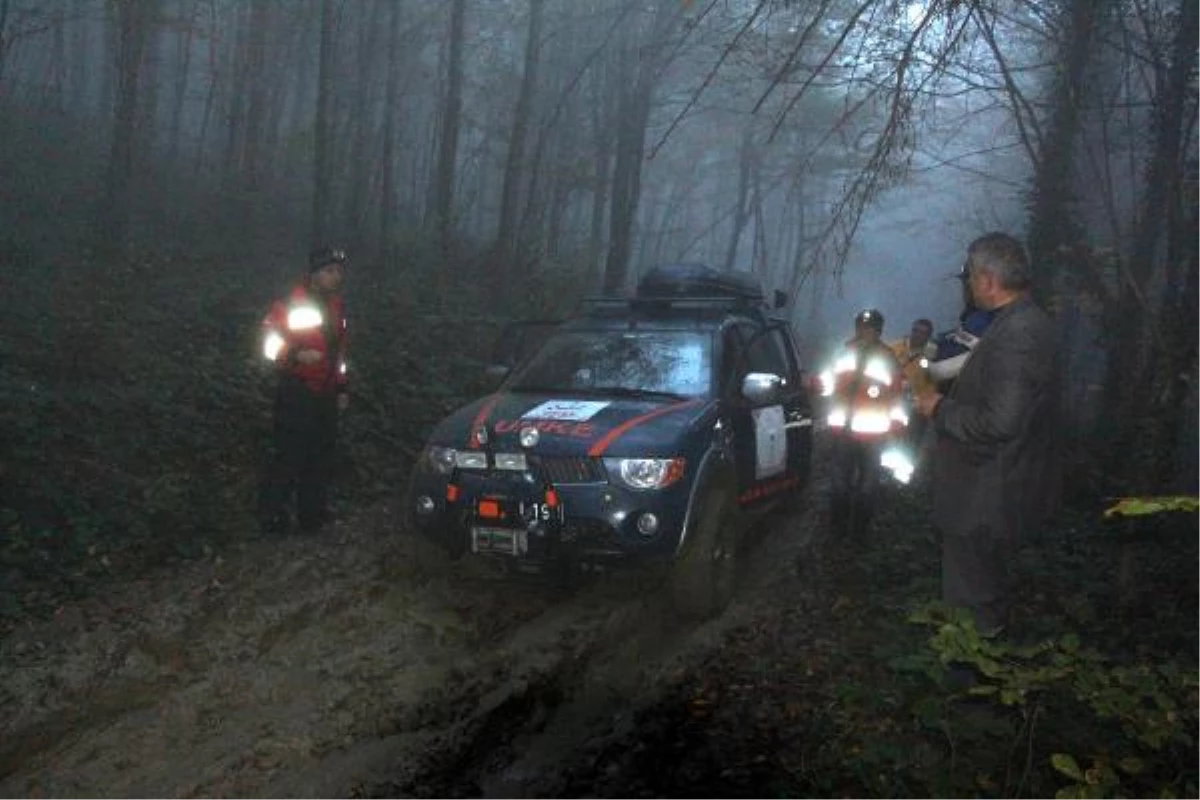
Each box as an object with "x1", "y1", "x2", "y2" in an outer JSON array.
[{"x1": 636, "y1": 263, "x2": 765, "y2": 303}]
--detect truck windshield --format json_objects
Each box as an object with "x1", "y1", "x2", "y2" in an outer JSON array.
[{"x1": 507, "y1": 330, "x2": 712, "y2": 398}]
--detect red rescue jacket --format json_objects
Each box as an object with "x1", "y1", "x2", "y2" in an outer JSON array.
[
  {"x1": 817, "y1": 339, "x2": 906, "y2": 440},
  {"x1": 260, "y1": 279, "x2": 348, "y2": 395}
]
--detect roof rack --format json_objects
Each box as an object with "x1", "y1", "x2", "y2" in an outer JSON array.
[
  {"x1": 579, "y1": 264, "x2": 788, "y2": 316},
  {"x1": 637, "y1": 263, "x2": 765, "y2": 303}
]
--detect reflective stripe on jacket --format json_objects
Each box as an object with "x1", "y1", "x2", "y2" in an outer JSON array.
[
  {"x1": 818, "y1": 341, "x2": 907, "y2": 439},
  {"x1": 261, "y1": 281, "x2": 348, "y2": 395}
]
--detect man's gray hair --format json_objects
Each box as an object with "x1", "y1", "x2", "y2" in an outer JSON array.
[{"x1": 967, "y1": 232, "x2": 1031, "y2": 291}]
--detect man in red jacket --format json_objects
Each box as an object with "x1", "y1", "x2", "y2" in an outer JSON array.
[{"x1": 257, "y1": 246, "x2": 350, "y2": 535}]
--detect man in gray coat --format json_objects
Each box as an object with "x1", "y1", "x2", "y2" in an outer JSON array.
[{"x1": 914, "y1": 232, "x2": 1060, "y2": 636}]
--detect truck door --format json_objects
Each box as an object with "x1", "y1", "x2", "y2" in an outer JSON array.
[{"x1": 724, "y1": 321, "x2": 809, "y2": 507}]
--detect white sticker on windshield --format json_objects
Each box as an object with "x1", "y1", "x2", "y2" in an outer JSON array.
[
  {"x1": 753, "y1": 405, "x2": 787, "y2": 479},
  {"x1": 521, "y1": 400, "x2": 611, "y2": 421}
]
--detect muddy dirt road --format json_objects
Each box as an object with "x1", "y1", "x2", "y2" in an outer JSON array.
[{"x1": 0, "y1": 490, "x2": 822, "y2": 798}]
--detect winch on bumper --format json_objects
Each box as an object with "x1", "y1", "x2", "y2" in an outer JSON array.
[{"x1": 409, "y1": 457, "x2": 688, "y2": 566}]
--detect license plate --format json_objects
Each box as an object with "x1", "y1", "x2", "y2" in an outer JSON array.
[{"x1": 471, "y1": 526, "x2": 528, "y2": 556}]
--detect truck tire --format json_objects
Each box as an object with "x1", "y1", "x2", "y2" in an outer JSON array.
[{"x1": 669, "y1": 478, "x2": 738, "y2": 620}]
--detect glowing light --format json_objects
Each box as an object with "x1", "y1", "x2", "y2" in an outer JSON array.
[
  {"x1": 263, "y1": 330, "x2": 285, "y2": 360},
  {"x1": 287, "y1": 305, "x2": 323, "y2": 330},
  {"x1": 818, "y1": 370, "x2": 835, "y2": 397},
  {"x1": 881, "y1": 447, "x2": 915, "y2": 484},
  {"x1": 850, "y1": 412, "x2": 891, "y2": 434},
  {"x1": 863, "y1": 359, "x2": 894, "y2": 385}
]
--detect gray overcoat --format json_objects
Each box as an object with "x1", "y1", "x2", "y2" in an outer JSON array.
[{"x1": 931, "y1": 295, "x2": 1060, "y2": 543}]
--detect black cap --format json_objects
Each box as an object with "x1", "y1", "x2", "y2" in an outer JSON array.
[{"x1": 308, "y1": 246, "x2": 347, "y2": 272}]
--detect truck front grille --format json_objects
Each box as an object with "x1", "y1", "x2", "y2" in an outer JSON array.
[{"x1": 538, "y1": 456, "x2": 607, "y2": 485}]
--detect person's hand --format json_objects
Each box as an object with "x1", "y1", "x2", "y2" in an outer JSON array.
[
  {"x1": 337, "y1": 393, "x2": 350, "y2": 412},
  {"x1": 295, "y1": 349, "x2": 323, "y2": 365},
  {"x1": 913, "y1": 390, "x2": 942, "y2": 418}
]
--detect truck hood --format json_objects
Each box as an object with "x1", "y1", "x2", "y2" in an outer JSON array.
[{"x1": 427, "y1": 391, "x2": 715, "y2": 458}]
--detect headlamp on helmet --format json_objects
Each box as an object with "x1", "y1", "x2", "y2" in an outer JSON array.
[
  {"x1": 855, "y1": 308, "x2": 884, "y2": 331},
  {"x1": 308, "y1": 246, "x2": 347, "y2": 272}
]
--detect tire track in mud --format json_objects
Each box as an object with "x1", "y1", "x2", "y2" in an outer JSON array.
[
  {"x1": 353, "y1": 493, "x2": 823, "y2": 798},
  {"x1": 0, "y1": 506, "x2": 529, "y2": 796},
  {"x1": 0, "y1": 485, "x2": 823, "y2": 798}
]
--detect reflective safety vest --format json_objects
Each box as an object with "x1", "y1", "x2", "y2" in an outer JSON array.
[
  {"x1": 817, "y1": 341, "x2": 906, "y2": 439},
  {"x1": 260, "y1": 281, "x2": 348, "y2": 395}
]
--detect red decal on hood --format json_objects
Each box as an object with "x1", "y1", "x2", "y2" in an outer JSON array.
[
  {"x1": 467, "y1": 394, "x2": 501, "y2": 449},
  {"x1": 587, "y1": 399, "x2": 703, "y2": 457},
  {"x1": 494, "y1": 419, "x2": 596, "y2": 439}
]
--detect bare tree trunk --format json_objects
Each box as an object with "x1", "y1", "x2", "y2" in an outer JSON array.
[
  {"x1": 429, "y1": 0, "x2": 465, "y2": 252},
  {"x1": 546, "y1": 160, "x2": 570, "y2": 260},
  {"x1": 222, "y1": 3, "x2": 248, "y2": 184},
  {"x1": 312, "y1": 0, "x2": 335, "y2": 243},
  {"x1": 45, "y1": 4, "x2": 66, "y2": 112},
  {"x1": 0, "y1": 0, "x2": 12, "y2": 93},
  {"x1": 344, "y1": 0, "x2": 385, "y2": 244},
  {"x1": 136, "y1": 4, "x2": 159, "y2": 161},
  {"x1": 722, "y1": 126, "x2": 755, "y2": 273},
  {"x1": 241, "y1": 0, "x2": 270, "y2": 189},
  {"x1": 378, "y1": 0, "x2": 404, "y2": 262},
  {"x1": 99, "y1": 0, "x2": 156, "y2": 259},
  {"x1": 166, "y1": 0, "x2": 198, "y2": 165},
  {"x1": 750, "y1": 170, "x2": 767, "y2": 280},
  {"x1": 601, "y1": 2, "x2": 679, "y2": 294},
  {"x1": 494, "y1": 0, "x2": 545, "y2": 279},
  {"x1": 1109, "y1": 0, "x2": 1199, "y2": 490},
  {"x1": 602, "y1": 72, "x2": 651, "y2": 294},
  {"x1": 69, "y1": 0, "x2": 91, "y2": 113},
  {"x1": 586, "y1": 74, "x2": 614, "y2": 288},
  {"x1": 1026, "y1": 0, "x2": 1106, "y2": 301},
  {"x1": 193, "y1": 0, "x2": 221, "y2": 177}
]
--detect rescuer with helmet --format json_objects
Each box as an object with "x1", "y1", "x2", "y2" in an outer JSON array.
[
  {"x1": 257, "y1": 246, "x2": 350, "y2": 536},
  {"x1": 818, "y1": 309, "x2": 909, "y2": 536}
]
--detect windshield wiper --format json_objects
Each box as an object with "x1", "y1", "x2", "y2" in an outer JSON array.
[
  {"x1": 506, "y1": 384, "x2": 574, "y2": 393},
  {"x1": 507, "y1": 384, "x2": 690, "y2": 401}
]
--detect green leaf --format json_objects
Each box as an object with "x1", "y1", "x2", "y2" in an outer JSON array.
[
  {"x1": 1052, "y1": 753, "x2": 1085, "y2": 781},
  {"x1": 1116, "y1": 756, "x2": 1145, "y2": 775},
  {"x1": 1103, "y1": 496, "x2": 1199, "y2": 518}
]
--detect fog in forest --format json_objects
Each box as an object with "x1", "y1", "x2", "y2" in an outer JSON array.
[
  {"x1": 0, "y1": 0, "x2": 1193, "y2": 518},
  {"x1": 0, "y1": 1, "x2": 1052, "y2": 342},
  {"x1": 0, "y1": 2, "x2": 1196, "y2": 796}
]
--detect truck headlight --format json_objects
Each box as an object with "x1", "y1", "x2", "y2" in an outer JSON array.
[
  {"x1": 606, "y1": 457, "x2": 686, "y2": 490},
  {"x1": 424, "y1": 445, "x2": 457, "y2": 475}
]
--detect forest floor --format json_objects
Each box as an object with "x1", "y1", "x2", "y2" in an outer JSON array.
[
  {"x1": 1, "y1": 451, "x2": 1195, "y2": 798},
  {"x1": 0, "y1": 465, "x2": 828, "y2": 798},
  {"x1": 0, "y1": 249, "x2": 1194, "y2": 798}
]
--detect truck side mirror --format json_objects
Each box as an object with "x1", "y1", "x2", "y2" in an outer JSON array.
[{"x1": 742, "y1": 372, "x2": 783, "y2": 405}]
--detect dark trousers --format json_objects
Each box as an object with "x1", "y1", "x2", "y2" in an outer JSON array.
[
  {"x1": 940, "y1": 524, "x2": 1014, "y2": 634},
  {"x1": 906, "y1": 414, "x2": 928, "y2": 452},
  {"x1": 258, "y1": 376, "x2": 339, "y2": 533},
  {"x1": 829, "y1": 435, "x2": 883, "y2": 536}
]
